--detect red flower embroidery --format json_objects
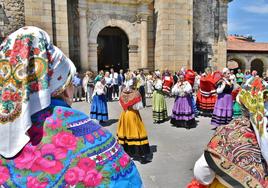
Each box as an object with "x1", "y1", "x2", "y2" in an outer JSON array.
[
  {"x1": 5, "y1": 50, "x2": 11, "y2": 57},
  {"x1": 33, "y1": 48, "x2": 40, "y2": 55},
  {"x1": 83, "y1": 169, "x2": 102, "y2": 187},
  {"x1": 14, "y1": 145, "x2": 40, "y2": 170},
  {"x1": 65, "y1": 167, "x2": 85, "y2": 185},
  {"x1": 208, "y1": 140, "x2": 219, "y2": 150},
  {"x1": 244, "y1": 132, "x2": 256, "y2": 140},
  {"x1": 52, "y1": 131, "x2": 77, "y2": 150},
  {"x1": 20, "y1": 46, "x2": 30, "y2": 59},
  {"x1": 11, "y1": 93, "x2": 21, "y2": 102},
  {"x1": 0, "y1": 165, "x2": 10, "y2": 185},
  {"x1": 26, "y1": 176, "x2": 48, "y2": 188},
  {"x1": 64, "y1": 111, "x2": 74, "y2": 117},
  {"x1": 119, "y1": 154, "x2": 130, "y2": 168},
  {"x1": 2, "y1": 91, "x2": 11, "y2": 101},
  {"x1": 31, "y1": 144, "x2": 66, "y2": 174},
  {"x1": 77, "y1": 158, "x2": 96, "y2": 171}
]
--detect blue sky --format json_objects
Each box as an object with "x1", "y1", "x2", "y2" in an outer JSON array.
[{"x1": 228, "y1": 0, "x2": 268, "y2": 42}]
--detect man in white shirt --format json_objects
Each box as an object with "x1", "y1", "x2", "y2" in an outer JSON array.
[{"x1": 110, "y1": 68, "x2": 119, "y2": 100}]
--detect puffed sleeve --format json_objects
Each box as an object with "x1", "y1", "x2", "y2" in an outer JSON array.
[
  {"x1": 171, "y1": 84, "x2": 179, "y2": 96},
  {"x1": 216, "y1": 82, "x2": 225, "y2": 94}
]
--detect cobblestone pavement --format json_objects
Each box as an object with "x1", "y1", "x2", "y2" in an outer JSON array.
[{"x1": 73, "y1": 97, "x2": 213, "y2": 188}]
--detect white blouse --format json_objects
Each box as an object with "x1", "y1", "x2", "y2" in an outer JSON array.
[
  {"x1": 154, "y1": 79, "x2": 162, "y2": 90},
  {"x1": 171, "y1": 81, "x2": 192, "y2": 96},
  {"x1": 93, "y1": 81, "x2": 105, "y2": 96}
]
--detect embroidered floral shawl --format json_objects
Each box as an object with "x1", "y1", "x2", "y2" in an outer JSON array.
[
  {"x1": 0, "y1": 26, "x2": 76, "y2": 158},
  {"x1": 0, "y1": 99, "x2": 142, "y2": 187}
]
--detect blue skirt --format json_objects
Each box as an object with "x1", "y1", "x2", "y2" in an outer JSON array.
[
  {"x1": 191, "y1": 95, "x2": 199, "y2": 116},
  {"x1": 90, "y1": 94, "x2": 108, "y2": 121}
]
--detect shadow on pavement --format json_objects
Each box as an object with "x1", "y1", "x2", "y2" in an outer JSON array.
[
  {"x1": 131, "y1": 145, "x2": 157, "y2": 164},
  {"x1": 100, "y1": 119, "x2": 118, "y2": 127}
]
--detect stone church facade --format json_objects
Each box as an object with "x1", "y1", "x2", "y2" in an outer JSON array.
[{"x1": 0, "y1": 0, "x2": 230, "y2": 73}]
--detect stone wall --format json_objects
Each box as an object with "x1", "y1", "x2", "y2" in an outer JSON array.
[
  {"x1": 154, "y1": 0, "x2": 193, "y2": 72},
  {"x1": 0, "y1": 0, "x2": 25, "y2": 36},
  {"x1": 54, "y1": 0, "x2": 69, "y2": 56},
  {"x1": 24, "y1": 0, "x2": 69, "y2": 56},
  {"x1": 193, "y1": 0, "x2": 228, "y2": 71},
  {"x1": 24, "y1": 0, "x2": 53, "y2": 37}
]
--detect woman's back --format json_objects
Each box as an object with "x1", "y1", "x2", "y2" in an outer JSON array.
[{"x1": 0, "y1": 99, "x2": 142, "y2": 188}]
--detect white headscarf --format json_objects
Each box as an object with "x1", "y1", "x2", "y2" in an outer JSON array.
[
  {"x1": 0, "y1": 26, "x2": 76, "y2": 158},
  {"x1": 222, "y1": 67, "x2": 230, "y2": 74}
]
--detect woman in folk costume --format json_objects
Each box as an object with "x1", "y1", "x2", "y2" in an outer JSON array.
[
  {"x1": 188, "y1": 77, "x2": 268, "y2": 188},
  {"x1": 117, "y1": 74, "x2": 151, "y2": 163},
  {"x1": 211, "y1": 68, "x2": 234, "y2": 128},
  {"x1": 162, "y1": 69, "x2": 174, "y2": 95},
  {"x1": 90, "y1": 76, "x2": 109, "y2": 123},
  {"x1": 0, "y1": 26, "x2": 142, "y2": 187},
  {"x1": 82, "y1": 71, "x2": 94, "y2": 103},
  {"x1": 170, "y1": 74, "x2": 196, "y2": 129},
  {"x1": 152, "y1": 70, "x2": 168, "y2": 123},
  {"x1": 196, "y1": 67, "x2": 217, "y2": 117}
]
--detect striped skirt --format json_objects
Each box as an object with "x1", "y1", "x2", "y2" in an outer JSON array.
[
  {"x1": 90, "y1": 94, "x2": 108, "y2": 121},
  {"x1": 152, "y1": 90, "x2": 168, "y2": 122},
  {"x1": 117, "y1": 109, "x2": 150, "y2": 157},
  {"x1": 211, "y1": 93, "x2": 233, "y2": 127}
]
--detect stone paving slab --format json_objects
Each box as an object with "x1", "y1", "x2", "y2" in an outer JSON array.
[{"x1": 73, "y1": 97, "x2": 213, "y2": 188}]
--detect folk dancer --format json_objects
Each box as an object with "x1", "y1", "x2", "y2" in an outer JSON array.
[
  {"x1": 170, "y1": 74, "x2": 196, "y2": 129},
  {"x1": 82, "y1": 71, "x2": 94, "y2": 103},
  {"x1": 196, "y1": 67, "x2": 217, "y2": 117},
  {"x1": 152, "y1": 70, "x2": 168, "y2": 123},
  {"x1": 117, "y1": 74, "x2": 151, "y2": 163},
  {"x1": 211, "y1": 68, "x2": 233, "y2": 128},
  {"x1": 90, "y1": 77, "x2": 108, "y2": 123}
]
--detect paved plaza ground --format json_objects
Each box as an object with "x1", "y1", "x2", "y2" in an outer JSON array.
[{"x1": 73, "y1": 97, "x2": 213, "y2": 188}]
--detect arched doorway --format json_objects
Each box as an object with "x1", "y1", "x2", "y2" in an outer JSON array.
[
  {"x1": 251, "y1": 59, "x2": 264, "y2": 77},
  {"x1": 227, "y1": 58, "x2": 245, "y2": 73},
  {"x1": 97, "y1": 27, "x2": 129, "y2": 72}
]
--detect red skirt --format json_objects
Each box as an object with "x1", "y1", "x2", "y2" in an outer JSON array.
[{"x1": 196, "y1": 90, "x2": 217, "y2": 116}]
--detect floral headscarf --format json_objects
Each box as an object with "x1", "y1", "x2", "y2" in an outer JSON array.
[
  {"x1": 0, "y1": 26, "x2": 76, "y2": 158},
  {"x1": 238, "y1": 76, "x2": 268, "y2": 163}
]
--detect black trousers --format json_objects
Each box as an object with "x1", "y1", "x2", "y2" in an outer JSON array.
[
  {"x1": 112, "y1": 84, "x2": 119, "y2": 98},
  {"x1": 139, "y1": 86, "x2": 146, "y2": 107}
]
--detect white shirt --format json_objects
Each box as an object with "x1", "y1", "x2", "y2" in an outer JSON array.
[{"x1": 110, "y1": 72, "x2": 119, "y2": 85}]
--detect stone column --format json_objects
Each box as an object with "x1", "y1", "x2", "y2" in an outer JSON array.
[
  {"x1": 128, "y1": 45, "x2": 139, "y2": 71},
  {"x1": 78, "y1": 1, "x2": 88, "y2": 71},
  {"x1": 140, "y1": 14, "x2": 149, "y2": 69},
  {"x1": 88, "y1": 43, "x2": 98, "y2": 72}
]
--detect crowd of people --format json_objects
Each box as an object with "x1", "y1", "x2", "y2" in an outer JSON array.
[
  {"x1": 0, "y1": 26, "x2": 268, "y2": 187},
  {"x1": 79, "y1": 66, "x2": 263, "y2": 128}
]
